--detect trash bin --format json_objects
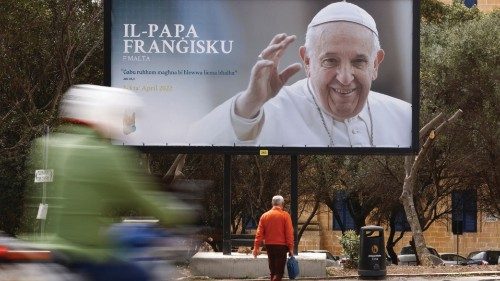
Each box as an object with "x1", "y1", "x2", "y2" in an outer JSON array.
[{"x1": 358, "y1": 225, "x2": 386, "y2": 279}]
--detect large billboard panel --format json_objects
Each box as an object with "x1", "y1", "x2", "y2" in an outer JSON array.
[{"x1": 105, "y1": 0, "x2": 419, "y2": 154}]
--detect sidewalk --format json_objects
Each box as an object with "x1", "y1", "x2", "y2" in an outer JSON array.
[{"x1": 186, "y1": 271, "x2": 500, "y2": 281}]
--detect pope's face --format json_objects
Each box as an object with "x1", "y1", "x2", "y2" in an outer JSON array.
[{"x1": 300, "y1": 22, "x2": 384, "y2": 121}]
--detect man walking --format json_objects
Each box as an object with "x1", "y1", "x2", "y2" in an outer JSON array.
[{"x1": 253, "y1": 195, "x2": 294, "y2": 281}]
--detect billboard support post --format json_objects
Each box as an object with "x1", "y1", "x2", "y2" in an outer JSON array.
[
  {"x1": 291, "y1": 154, "x2": 299, "y2": 255},
  {"x1": 223, "y1": 154, "x2": 232, "y2": 255}
]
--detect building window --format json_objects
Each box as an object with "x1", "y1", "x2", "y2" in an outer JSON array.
[
  {"x1": 452, "y1": 190, "x2": 477, "y2": 233},
  {"x1": 394, "y1": 210, "x2": 411, "y2": 232},
  {"x1": 333, "y1": 192, "x2": 356, "y2": 231},
  {"x1": 464, "y1": 0, "x2": 477, "y2": 8}
]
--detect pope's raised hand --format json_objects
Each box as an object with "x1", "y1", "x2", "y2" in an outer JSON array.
[{"x1": 235, "y1": 33, "x2": 302, "y2": 119}]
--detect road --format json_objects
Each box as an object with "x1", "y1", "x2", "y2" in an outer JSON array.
[
  {"x1": 340, "y1": 273, "x2": 500, "y2": 281},
  {"x1": 212, "y1": 275, "x2": 500, "y2": 281},
  {"x1": 1, "y1": 263, "x2": 498, "y2": 281}
]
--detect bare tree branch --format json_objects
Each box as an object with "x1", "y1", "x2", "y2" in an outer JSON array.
[
  {"x1": 419, "y1": 113, "x2": 445, "y2": 140},
  {"x1": 163, "y1": 154, "x2": 187, "y2": 184},
  {"x1": 298, "y1": 199, "x2": 319, "y2": 243},
  {"x1": 401, "y1": 109, "x2": 462, "y2": 266},
  {"x1": 71, "y1": 41, "x2": 100, "y2": 78}
]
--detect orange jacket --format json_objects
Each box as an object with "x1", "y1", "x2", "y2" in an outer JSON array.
[{"x1": 254, "y1": 206, "x2": 294, "y2": 252}]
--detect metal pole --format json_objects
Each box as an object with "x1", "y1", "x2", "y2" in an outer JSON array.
[
  {"x1": 41, "y1": 125, "x2": 49, "y2": 237},
  {"x1": 290, "y1": 154, "x2": 298, "y2": 254},
  {"x1": 223, "y1": 154, "x2": 232, "y2": 255}
]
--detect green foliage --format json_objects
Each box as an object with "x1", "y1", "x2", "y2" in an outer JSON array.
[
  {"x1": 420, "y1": 1, "x2": 499, "y2": 218},
  {"x1": 0, "y1": 0, "x2": 103, "y2": 235},
  {"x1": 421, "y1": 0, "x2": 481, "y2": 25},
  {"x1": 338, "y1": 230, "x2": 360, "y2": 269},
  {"x1": 421, "y1": 12, "x2": 498, "y2": 115}
]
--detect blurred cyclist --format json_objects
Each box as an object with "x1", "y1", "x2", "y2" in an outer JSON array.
[{"x1": 24, "y1": 85, "x2": 194, "y2": 281}]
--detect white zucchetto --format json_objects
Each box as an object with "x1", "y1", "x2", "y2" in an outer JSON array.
[{"x1": 308, "y1": 1, "x2": 378, "y2": 37}]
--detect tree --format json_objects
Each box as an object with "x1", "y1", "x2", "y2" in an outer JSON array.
[
  {"x1": 349, "y1": 156, "x2": 406, "y2": 264},
  {"x1": 229, "y1": 155, "x2": 291, "y2": 234},
  {"x1": 145, "y1": 153, "x2": 293, "y2": 251},
  {"x1": 0, "y1": 0, "x2": 103, "y2": 234},
  {"x1": 403, "y1": 0, "x2": 499, "y2": 265},
  {"x1": 401, "y1": 111, "x2": 462, "y2": 266},
  {"x1": 421, "y1": 3, "x2": 499, "y2": 218},
  {"x1": 421, "y1": 0, "x2": 481, "y2": 25}
]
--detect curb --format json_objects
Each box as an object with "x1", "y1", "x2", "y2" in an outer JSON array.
[{"x1": 326, "y1": 271, "x2": 500, "y2": 280}]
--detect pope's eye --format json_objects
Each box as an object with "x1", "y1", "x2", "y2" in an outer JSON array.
[
  {"x1": 352, "y1": 59, "x2": 368, "y2": 68},
  {"x1": 321, "y1": 58, "x2": 338, "y2": 68}
]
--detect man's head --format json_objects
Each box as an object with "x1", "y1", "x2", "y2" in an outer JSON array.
[
  {"x1": 299, "y1": 1, "x2": 384, "y2": 121},
  {"x1": 272, "y1": 195, "x2": 284, "y2": 207},
  {"x1": 60, "y1": 85, "x2": 142, "y2": 138}
]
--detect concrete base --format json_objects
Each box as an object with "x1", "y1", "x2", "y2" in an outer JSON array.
[{"x1": 190, "y1": 252, "x2": 327, "y2": 279}]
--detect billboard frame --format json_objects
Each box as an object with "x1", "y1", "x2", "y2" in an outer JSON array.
[{"x1": 104, "y1": 0, "x2": 420, "y2": 155}]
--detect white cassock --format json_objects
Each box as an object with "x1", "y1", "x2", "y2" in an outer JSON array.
[{"x1": 186, "y1": 78, "x2": 412, "y2": 148}]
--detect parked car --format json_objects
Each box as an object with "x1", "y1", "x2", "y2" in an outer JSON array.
[
  {"x1": 397, "y1": 245, "x2": 444, "y2": 266},
  {"x1": 0, "y1": 232, "x2": 53, "y2": 263},
  {"x1": 440, "y1": 253, "x2": 467, "y2": 266},
  {"x1": 0, "y1": 232, "x2": 79, "y2": 281},
  {"x1": 461, "y1": 250, "x2": 500, "y2": 265},
  {"x1": 302, "y1": 250, "x2": 341, "y2": 267}
]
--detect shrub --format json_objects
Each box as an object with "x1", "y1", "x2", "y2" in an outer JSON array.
[{"x1": 338, "y1": 230, "x2": 360, "y2": 269}]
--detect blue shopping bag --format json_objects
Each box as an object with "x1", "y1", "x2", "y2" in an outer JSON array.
[{"x1": 287, "y1": 256, "x2": 299, "y2": 279}]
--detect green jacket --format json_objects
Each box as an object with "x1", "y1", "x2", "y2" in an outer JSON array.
[{"x1": 25, "y1": 124, "x2": 192, "y2": 262}]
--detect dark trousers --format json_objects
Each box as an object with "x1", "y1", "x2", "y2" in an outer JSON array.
[{"x1": 266, "y1": 244, "x2": 288, "y2": 281}]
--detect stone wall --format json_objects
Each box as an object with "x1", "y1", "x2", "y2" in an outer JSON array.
[
  {"x1": 478, "y1": 0, "x2": 500, "y2": 12},
  {"x1": 312, "y1": 204, "x2": 500, "y2": 258},
  {"x1": 439, "y1": 0, "x2": 499, "y2": 12}
]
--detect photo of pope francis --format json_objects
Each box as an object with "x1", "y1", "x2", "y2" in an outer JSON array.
[{"x1": 187, "y1": 1, "x2": 412, "y2": 148}]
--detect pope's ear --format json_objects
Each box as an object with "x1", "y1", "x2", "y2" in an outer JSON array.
[
  {"x1": 299, "y1": 46, "x2": 310, "y2": 76},
  {"x1": 372, "y1": 49, "x2": 385, "y2": 80}
]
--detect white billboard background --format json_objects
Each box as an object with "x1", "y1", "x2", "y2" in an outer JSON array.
[{"x1": 110, "y1": 0, "x2": 414, "y2": 146}]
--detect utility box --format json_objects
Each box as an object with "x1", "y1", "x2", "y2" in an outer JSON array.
[{"x1": 358, "y1": 225, "x2": 386, "y2": 279}]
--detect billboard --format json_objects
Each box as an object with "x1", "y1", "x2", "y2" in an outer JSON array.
[{"x1": 105, "y1": 0, "x2": 419, "y2": 154}]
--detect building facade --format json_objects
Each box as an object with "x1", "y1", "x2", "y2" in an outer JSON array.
[
  {"x1": 440, "y1": 0, "x2": 500, "y2": 12},
  {"x1": 298, "y1": 204, "x2": 500, "y2": 259}
]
